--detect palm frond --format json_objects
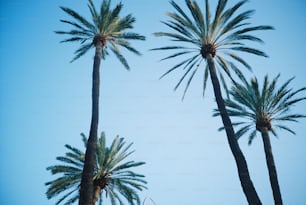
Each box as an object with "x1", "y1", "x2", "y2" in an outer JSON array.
[
  {"x1": 186, "y1": 0, "x2": 205, "y2": 35},
  {"x1": 60, "y1": 6, "x2": 96, "y2": 32},
  {"x1": 99, "y1": 0, "x2": 112, "y2": 30},
  {"x1": 55, "y1": 30, "x2": 92, "y2": 37},
  {"x1": 174, "y1": 56, "x2": 200, "y2": 91},
  {"x1": 169, "y1": 0, "x2": 197, "y2": 35},
  {"x1": 97, "y1": 132, "x2": 106, "y2": 168},
  {"x1": 111, "y1": 162, "x2": 146, "y2": 173},
  {"x1": 182, "y1": 66, "x2": 199, "y2": 100},
  {"x1": 108, "y1": 146, "x2": 134, "y2": 171},
  {"x1": 215, "y1": 54, "x2": 230, "y2": 76},
  {"x1": 211, "y1": 0, "x2": 228, "y2": 32},
  {"x1": 229, "y1": 62, "x2": 249, "y2": 85},
  {"x1": 214, "y1": 10, "x2": 255, "y2": 43},
  {"x1": 65, "y1": 144, "x2": 84, "y2": 157},
  {"x1": 63, "y1": 193, "x2": 79, "y2": 205},
  {"x1": 220, "y1": 0, "x2": 247, "y2": 27},
  {"x1": 115, "y1": 39, "x2": 142, "y2": 56},
  {"x1": 46, "y1": 164, "x2": 82, "y2": 175},
  {"x1": 274, "y1": 114, "x2": 306, "y2": 122},
  {"x1": 58, "y1": 37, "x2": 86, "y2": 43},
  {"x1": 202, "y1": 64, "x2": 210, "y2": 96},
  {"x1": 88, "y1": 0, "x2": 98, "y2": 25},
  {"x1": 159, "y1": 58, "x2": 192, "y2": 79},
  {"x1": 154, "y1": 31, "x2": 199, "y2": 44},
  {"x1": 270, "y1": 128, "x2": 278, "y2": 137},
  {"x1": 160, "y1": 50, "x2": 196, "y2": 61},
  {"x1": 55, "y1": 156, "x2": 83, "y2": 168},
  {"x1": 55, "y1": 188, "x2": 79, "y2": 205},
  {"x1": 231, "y1": 46, "x2": 268, "y2": 57},
  {"x1": 247, "y1": 130, "x2": 257, "y2": 145},
  {"x1": 161, "y1": 19, "x2": 194, "y2": 40},
  {"x1": 116, "y1": 14, "x2": 135, "y2": 31},
  {"x1": 267, "y1": 76, "x2": 292, "y2": 110},
  {"x1": 109, "y1": 45, "x2": 130, "y2": 70},
  {"x1": 117, "y1": 32, "x2": 145, "y2": 41},
  {"x1": 71, "y1": 42, "x2": 93, "y2": 62},
  {"x1": 272, "y1": 97, "x2": 306, "y2": 115},
  {"x1": 234, "y1": 25, "x2": 274, "y2": 35},
  {"x1": 235, "y1": 124, "x2": 252, "y2": 138},
  {"x1": 225, "y1": 52, "x2": 252, "y2": 71},
  {"x1": 59, "y1": 19, "x2": 93, "y2": 34},
  {"x1": 274, "y1": 124, "x2": 296, "y2": 135}
]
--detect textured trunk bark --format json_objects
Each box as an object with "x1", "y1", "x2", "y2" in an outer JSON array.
[
  {"x1": 79, "y1": 45, "x2": 102, "y2": 205},
  {"x1": 260, "y1": 128, "x2": 283, "y2": 205},
  {"x1": 207, "y1": 55, "x2": 262, "y2": 205},
  {"x1": 93, "y1": 186, "x2": 101, "y2": 205}
]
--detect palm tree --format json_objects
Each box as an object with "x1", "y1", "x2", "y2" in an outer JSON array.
[
  {"x1": 214, "y1": 74, "x2": 306, "y2": 205},
  {"x1": 55, "y1": 1, "x2": 145, "y2": 204},
  {"x1": 46, "y1": 132, "x2": 147, "y2": 205},
  {"x1": 152, "y1": 0, "x2": 273, "y2": 203}
]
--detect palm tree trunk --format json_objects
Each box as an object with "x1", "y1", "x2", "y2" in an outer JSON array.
[
  {"x1": 79, "y1": 45, "x2": 102, "y2": 205},
  {"x1": 207, "y1": 54, "x2": 262, "y2": 205},
  {"x1": 260, "y1": 128, "x2": 283, "y2": 205},
  {"x1": 93, "y1": 186, "x2": 101, "y2": 205}
]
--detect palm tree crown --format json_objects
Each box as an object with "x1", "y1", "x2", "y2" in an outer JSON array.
[
  {"x1": 56, "y1": 0, "x2": 145, "y2": 66},
  {"x1": 153, "y1": 0, "x2": 273, "y2": 98},
  {"x1": 217, "y1": 74, "x2": 306, "y2": 144},
  {"x1": 45, "y1": 132, "x2": 147, "y2": 205}
]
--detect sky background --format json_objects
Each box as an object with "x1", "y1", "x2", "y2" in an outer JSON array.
[{"x1": 0, "y1": 0, "x2": 306, "y2": 204}]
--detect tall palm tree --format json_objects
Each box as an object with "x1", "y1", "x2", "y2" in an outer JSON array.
[
  {"x1": 214, "y1": 74, "x2": 306, "y2": 205},
  {"x1": 55, "y1": 1, "x2": 145, "y2": 204},
  {"x1": 46, "y1": 132, "x2": 147, "y2": 205},
  {"x1": 152, "y1": 0, "x2": 273, "y2": 203}
]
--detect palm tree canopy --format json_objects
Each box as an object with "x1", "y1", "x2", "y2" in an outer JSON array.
[
  {"x1": 45, "y1": 132, "x2": 147, "y2": 205},
  {"x1": 152, "y1": 0, "x2": 273, "y2": 98},
  {"x1": 56, "y1": 0, "x2": 145, "y2": 67},
  {"x1": 214, "y1": 74, "x2": 306, "y2": 144}
]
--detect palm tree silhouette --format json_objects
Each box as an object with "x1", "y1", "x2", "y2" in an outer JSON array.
[
  {"x1": 215, "y1": 74, "x2": 306, "y2": 205},
  {"x1": 55, "y1": 1, "x2": 145, "y2": 204},
  {"x1": 152, "y1": 0, "x2": 273, "y2": 203}
]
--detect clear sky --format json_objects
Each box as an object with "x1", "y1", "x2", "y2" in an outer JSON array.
[{"x1": 0, "y1": 0, "x2": 305, "y2": 204}]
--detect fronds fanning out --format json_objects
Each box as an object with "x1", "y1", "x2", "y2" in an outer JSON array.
[
  {"x1": 45, "y1": 132, "x2": 147, "y2": 205},
  {"x1": 153, "y1": 0, "x2": 273, "y2": 99},
  {"x1": 214, "y1": 74, "x2": 306, "y2": 144},
  {"x1": 56, "y1": 0, "x2": 145, "y2": 66}
]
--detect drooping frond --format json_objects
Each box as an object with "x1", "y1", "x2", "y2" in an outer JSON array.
[{"x1": 59, "y1": 6, "x2": 96, "y2": 32}]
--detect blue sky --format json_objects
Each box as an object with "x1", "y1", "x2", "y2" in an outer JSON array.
[{"x1": 0, "y1": 0, "x2": 305, "y2": 204}]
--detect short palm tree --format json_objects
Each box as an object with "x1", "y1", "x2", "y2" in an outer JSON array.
[
  {"x1": 152, "y1": 0, "x2": 273, "y2": 203},
  {"x1": 46, "y1": 132, "x2": 147, "y2": 205},
  {"x1": 55, "y1": 1, "x2": 145, "y2": 204},
  {"x1": 214, "y1": 74, "x2": 306, "y2": 205}
]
